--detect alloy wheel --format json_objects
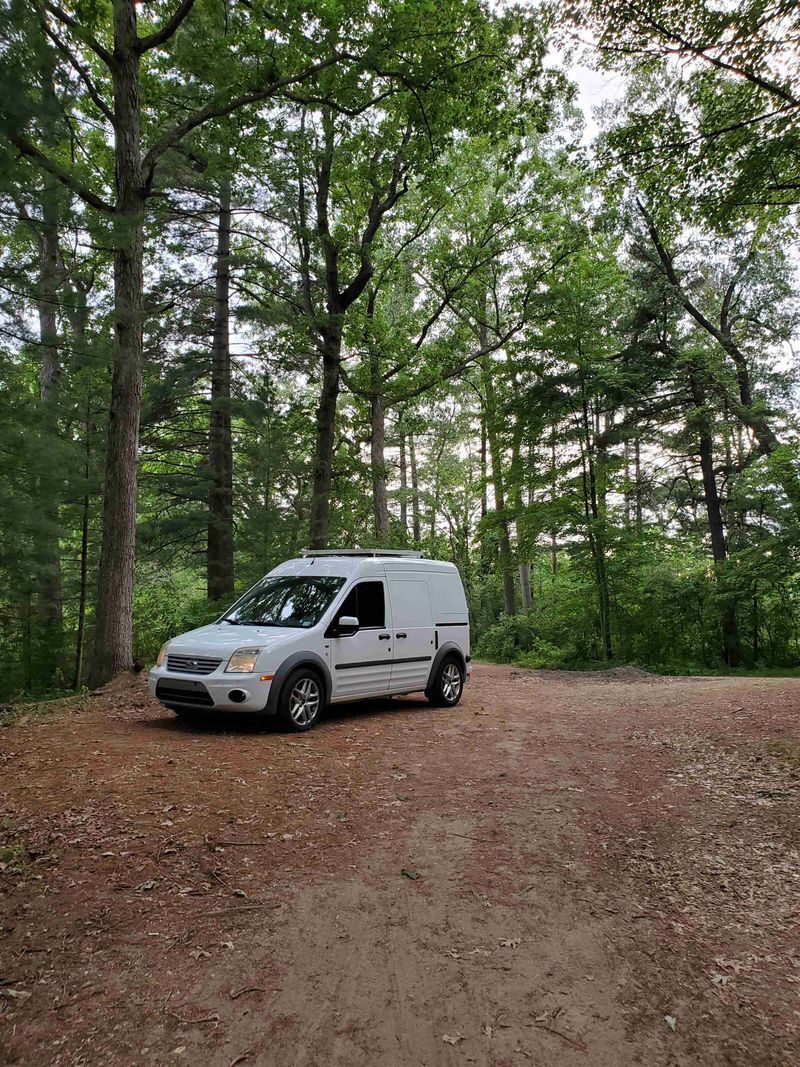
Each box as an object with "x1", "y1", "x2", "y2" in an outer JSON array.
[
  {"x1": 289, "y1": 676, "x2": 321, "y2": 726},
  {"x1": 441, "y1": 662, "x2": 462, "y2": 702}
]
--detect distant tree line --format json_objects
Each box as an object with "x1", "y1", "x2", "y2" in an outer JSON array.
[{"x1": 0, "y1": 0, "x2": 798, "y2": 699}]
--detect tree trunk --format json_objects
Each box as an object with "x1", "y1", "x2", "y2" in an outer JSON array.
[
  {"x1": 308, "y1": 330, "x2": 342, "y2": 549},
  {"x1": 634, "y1": 434, "x2": 643, "y2": 530},
  {"x1": 409, "y1": 432, "x2": 421, "y2": 545},
  {"x1": 519, "y1": 564, "x2": 532, "y2": 611},
  {"x1": 207, "y1": 178, "x2": 235, "y2": 601},
  {"x1": 88, "y1": 1, "x2": 145, "y2": 687},
  {"x1": 370, "y1": 392, "x2": 389, "y2": 541},
  {"x1": 73, "y1": 397, "x2": 91, "y2": 691},
  {"x1": 35, "y1": 175, "x2": 65, "y2": 682},
  {"x1": 689, "y1": 368, "x2": 742, "y2": 667},
  {"x1": 67, "y1": 287, "x2": 93, "y2": 691},
  {"x1": 479, "y1": 412, "x2": 493, "y2": 574},
  {"x1": 511, "y1": 422, "x2": 532, "y2": 611},
  {"x1": 550, "y1": 428, "x2": 558, "y2": 576},
  {"x1": 31, "y1": 41, "x2": 65, "y2": 686},
  {"x1": 579, "y1": 380, "x2": 612, "y2": 660},
  {"x1": 398, "y1": 428, "x2": 408, "y2": 537},
  {"x1": 481, "y1": 356, "x2": 516, "y2": 615}
]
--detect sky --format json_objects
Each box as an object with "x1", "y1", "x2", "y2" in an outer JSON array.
[{"x1": 569, "y1": 61, "x2": 628, "y2": 142}]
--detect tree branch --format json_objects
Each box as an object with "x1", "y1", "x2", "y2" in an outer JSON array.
[
  {"x1": 3, "y1": 129, "x2": 113, "y2": 213},
  {"x1": 42, "y1": 2, "x2": 113, "y2": 68},
  {"x1": 140, "y1": 53, "x2": 350, "y2": 192},
  {"x1": 41, "y1": 23, "x2": 115, "y2": 125},
  {"x1": 339, "y1": 123, "x2": 413, "y2": 310},
  {"x1": 137, "y1": 0, "x2": 198, "y2": 53}
]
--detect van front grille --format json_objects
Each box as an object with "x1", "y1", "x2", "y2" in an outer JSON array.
[
  {"x1": 166, "y1": 654, "x2": 222, "y2": 675},
  {"x1": 156, "y1": 681, "x2": 214, "y2": 708}
]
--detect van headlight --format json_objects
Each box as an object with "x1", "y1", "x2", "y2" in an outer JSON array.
[
  {"x1": 225, "y1": 647, "x2": 261, "y2": 673},
  {"x1": 156, "y1": 641, "x2": 170, "y2": 667}
]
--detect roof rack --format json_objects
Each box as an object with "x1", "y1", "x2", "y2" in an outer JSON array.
[{"x1": 301, "y1": 549, "x2": 425, "y2": 559}]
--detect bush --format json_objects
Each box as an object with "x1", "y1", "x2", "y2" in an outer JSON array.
[
  {"x1": 514, "y1": 639, "x2": 565, "y2": 669},
  {"x1": 131, "y1": 566, "x2": 217, "y2": 665}
]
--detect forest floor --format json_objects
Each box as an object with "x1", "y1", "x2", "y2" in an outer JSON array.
[{"x1": 1, "y1": 665, "x2": 799, "y2": 1067}]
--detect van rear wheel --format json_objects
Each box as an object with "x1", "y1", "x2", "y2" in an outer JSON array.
[
  {"x1": 426, "y1": 656, "x2": 464, "y2": 707},
  {"x1": 278, "y1": 668, "x2": 323, "y2": 731}
]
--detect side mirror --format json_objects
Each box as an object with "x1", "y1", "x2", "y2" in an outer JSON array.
[{"x1": 335, "y1": 615, "x2": 359, "y2": 637}]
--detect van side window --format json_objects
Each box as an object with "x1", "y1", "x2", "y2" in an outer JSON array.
[{"x1": 339, "y1": 581, "x2": 385, "y2": 628}]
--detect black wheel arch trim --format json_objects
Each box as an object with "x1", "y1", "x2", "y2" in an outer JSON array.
[
  {"x1": 264, "y1": 652, "x2": 332, "y2": 715},
  {"x1": 425, "y1": 642, "x2": 466, "y2": 692}
]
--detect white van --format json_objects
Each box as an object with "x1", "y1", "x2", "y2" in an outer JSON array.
[{"x1": 148, "y1": 550, "x2": 471, "y2": 731}]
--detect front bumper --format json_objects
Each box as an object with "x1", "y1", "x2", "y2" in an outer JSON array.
[{"x1": 148, "y1": 668, "x2": 273, "y2": 713}]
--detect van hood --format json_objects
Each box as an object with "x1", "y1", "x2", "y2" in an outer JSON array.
[{"x1": 167, "y1": 622, "x2": 305, "y2": 658}]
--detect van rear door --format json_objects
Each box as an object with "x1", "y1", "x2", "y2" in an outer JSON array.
[{"x1": 387, "y1": 576, "x2": 435, "y2": 692}]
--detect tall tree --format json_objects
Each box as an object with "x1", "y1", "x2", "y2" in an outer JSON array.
[{"x1": 1, "y1": 0, "x2": 362, "y2": 684}]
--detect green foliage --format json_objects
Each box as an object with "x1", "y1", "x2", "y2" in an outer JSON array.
[{"x1": 131, "y1": 568, "x2": 218, "y2": 665}]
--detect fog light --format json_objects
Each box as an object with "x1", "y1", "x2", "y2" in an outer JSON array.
[{"x1": 228, "y1": 689, "x2": 247, "y2": 703}]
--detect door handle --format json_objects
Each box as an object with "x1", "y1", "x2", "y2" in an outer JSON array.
[
  {"x1": 378, "y1": 633, "x2": 390, "y2": 640},
  {"x1": 396, "y1": 632, "x2": 408, "y2": 639}
]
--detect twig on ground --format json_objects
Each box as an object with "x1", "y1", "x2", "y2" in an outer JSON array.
[
  {"x1": 168, "y1": 1008, "x2": 220, "y2": 1027},
  {"x1": 534, "y1": 1022, "x2": 587, "y2": 1052},
  {"x1": 229, "y1": 986, "x2": 267, "y2": 1000}
]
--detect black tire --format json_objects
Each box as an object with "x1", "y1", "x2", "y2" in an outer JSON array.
[
  {"x1": 426, "y1": 655, "x2": 465, "y2": 707},
  {"x1": 277, "y1": 668, "x2": 324, "y2": 731}
]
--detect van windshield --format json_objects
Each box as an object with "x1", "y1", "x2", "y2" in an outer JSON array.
[{"x1": 222, "y1": 575, "x2": 345, "y2": 629}]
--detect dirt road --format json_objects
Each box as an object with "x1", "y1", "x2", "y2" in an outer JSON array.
[{"x1": 1, "y1": 664, "x2": 798, "y2": 1066}]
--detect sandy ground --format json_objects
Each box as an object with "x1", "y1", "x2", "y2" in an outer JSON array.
[{"x1": 1, "y1": 664, "x2": 798, "y2": 1066}]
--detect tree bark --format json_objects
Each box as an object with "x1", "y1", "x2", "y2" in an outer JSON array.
[
  {"x1": 481, "y1": 355, "x2": 516, "y2": 615},
  {"x1": 29, "y1": 38, "x2": 66, "y2": 685},
  {"x1": 634, "y1": 434, "x2": 643, "y2": 530},
  {"x1": 579, "y1": 378, "x2": 612, "y2": 660},
  {"x1": 550, "y1": 428, "x2": 558, "y2": 576},
  {"x1": 66, "y1": 283, "x2": 93, "y2": 691},
  {"x1": 88, "y1": 0, "x2": 145, "y2": 687},
  {"x1": 510, "y1": 421, "x2": 532, "y2": 611},
  {"x1": 308, "y1": 330, "x2": 342, "y2": 549},
  {"x1": 409, "y1": 432, "x2": 421, "y2": 546},
  {"x1": 688, "y1": 367, "x2": 742, "y2": 666},
  {"x1": 398, "y1": 428, "x2": 408, "y2": 536},
  {"x1": 370, "y1": 392, "x2": 390, "y2": 541},
  {"x1": 367, "y1": 323, "x2": 389, "y2": 541},
  {"x1": 35, "y1": 176, "x2": 65, "y2": 679},
  {"x1": 73, "y1": 395, "x2": 92, "y2": 691},
  {"x1": 207, "y1": 177, "x2": 235, "y2": 600},
  {"x1": 519, "y1": 564, "x2": 532, "y2": 611}
]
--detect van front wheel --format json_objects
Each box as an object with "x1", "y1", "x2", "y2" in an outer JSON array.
[
  {"x1": 426, "y1": 656, "x2": 464, "y2": 707},
  {"x1": 278, "y1": 668, "x2": 323, "y2": 731}
]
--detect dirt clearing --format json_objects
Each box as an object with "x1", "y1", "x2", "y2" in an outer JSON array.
[{"x1": 1, "y1": 664, "x2": 798, "y2": 1066}]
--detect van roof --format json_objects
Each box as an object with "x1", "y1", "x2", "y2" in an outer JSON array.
[
  {"x1": 301, "y1": 549, "x2": 424, "y2": 559},
  {"x1": 271, "y1": 554, "x2": 458, "y2": 579}
]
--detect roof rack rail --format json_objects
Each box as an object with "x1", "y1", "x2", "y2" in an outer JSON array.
[{"x1": 301, "y1": 548, "x2": 425, "y2": 559}]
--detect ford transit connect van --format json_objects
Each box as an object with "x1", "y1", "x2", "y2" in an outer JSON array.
[{"x1": 148, "y1": 550, "x2": 470, "y2": 731}]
